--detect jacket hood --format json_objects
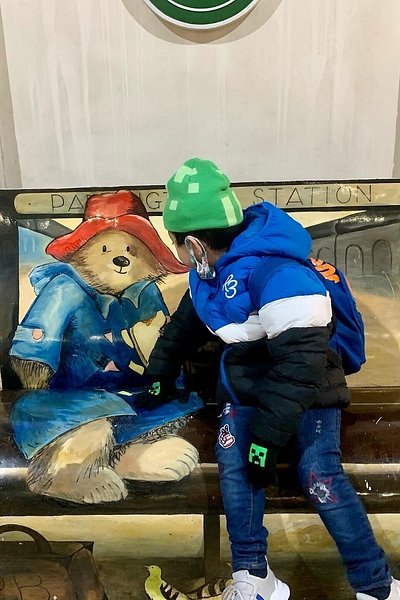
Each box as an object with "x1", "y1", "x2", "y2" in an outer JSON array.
[{"x1": 217, "y1": 202, "x2": 311, "y2": 269}]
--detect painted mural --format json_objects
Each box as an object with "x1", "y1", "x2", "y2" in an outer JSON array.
[
  {"x1": 1, "y1": 184, "x2": 400, "y2": 599},
  {"x1": 3, "y1": 189, "x2": 203, "y2": 505},
  {"x1": 1, "y1": 187, "x2": 400, "y2": 508},
  {"x1": 305, "y1": 208, "x2": 400, "y2": 387}
]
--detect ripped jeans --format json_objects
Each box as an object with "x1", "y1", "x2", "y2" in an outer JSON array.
[{"x1": 215, "y1": 405, "x2": 392, "y2": 595}]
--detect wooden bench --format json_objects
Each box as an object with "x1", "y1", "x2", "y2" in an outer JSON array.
[{"x1": 1, "y1": 387, "x2": 400, "y2": 580}]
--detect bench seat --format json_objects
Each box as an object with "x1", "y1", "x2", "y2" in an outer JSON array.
[{"x1": 0, "y1": 387, "x2": 399, "y2": 579}]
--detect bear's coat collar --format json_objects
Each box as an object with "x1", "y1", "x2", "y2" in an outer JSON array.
[
  {"x1": 29, "y1": 262, "x2": 156, "y2": 319},
  {"x1": 96, "y1": 278, "x2": 153, "y2": 318}
]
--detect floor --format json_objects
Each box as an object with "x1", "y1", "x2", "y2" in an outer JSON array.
[
  {"x1": 97, "y1": 552, "x2": 400, "y2": 600},
  {"x1": 1, "y1": 513, "x2": 399, "y2": 600}
]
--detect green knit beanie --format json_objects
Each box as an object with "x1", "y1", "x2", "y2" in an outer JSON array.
[{"x1": 163, "y1": 158, "x2": 244, "y2": 233}]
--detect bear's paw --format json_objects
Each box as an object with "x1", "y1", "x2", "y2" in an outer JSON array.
[
  {"x1": 114, "y1": 436, "x2": 199, "y2": 482},
  {"x1": 27, "y1": 464, "x2": 128, "y2": 504}
]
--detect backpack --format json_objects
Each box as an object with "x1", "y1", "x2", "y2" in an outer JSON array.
[{"x1": 249, "y1": 256, "x2": 366, "y2": 375}]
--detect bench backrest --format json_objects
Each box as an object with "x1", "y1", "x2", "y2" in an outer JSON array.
[{"x1": 0, "y1": 181, "x2": 400, "y2": 391}]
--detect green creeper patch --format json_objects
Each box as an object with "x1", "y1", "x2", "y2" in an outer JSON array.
[
  {"x1": 249, "y1": 442, "x2": 268, "y2": 467},
  {"x1": 149, "y1": 382, "x2": 161, "y2": 396}
]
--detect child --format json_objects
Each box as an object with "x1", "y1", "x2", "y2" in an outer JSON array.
[{"x1": 138, "y1": 158, "x2": 399, "y2": 600}]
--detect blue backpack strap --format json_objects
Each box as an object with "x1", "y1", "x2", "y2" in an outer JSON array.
[{"x1": 308, "y1": 258, "x2": 365, "y2": 374}]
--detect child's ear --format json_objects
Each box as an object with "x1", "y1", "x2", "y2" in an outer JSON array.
[{"x1": 184, "y1": 235, "x2": 206, "y2": 262}]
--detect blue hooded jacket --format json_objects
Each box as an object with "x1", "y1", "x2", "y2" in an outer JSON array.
[
  {"x1": 189, "y1": 202, "x2": 328, "y2": 340},
  {"x1": 144, "y1": 202, "x2": 350, "y2": 448}
]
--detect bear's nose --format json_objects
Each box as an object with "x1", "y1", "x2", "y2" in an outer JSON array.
[{"x1": 113, "y1": 256, "x2": 130, "y2": 268}]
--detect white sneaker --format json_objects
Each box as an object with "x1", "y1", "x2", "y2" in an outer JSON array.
[
  {"x1": 356, "y1": 578, "x2": 400, "y2": 600},
  {"x1": 221, "y1": 568, "x2": 290, "y2": 600}
]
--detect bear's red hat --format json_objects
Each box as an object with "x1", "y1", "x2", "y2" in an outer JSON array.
[{"x1": 46, "y1": 190, "x2": 188, "y2": 274}]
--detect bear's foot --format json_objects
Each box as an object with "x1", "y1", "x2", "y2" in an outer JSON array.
[
  {"x1": 114, "y1": 436, "x2": 199, "y2": 481},
  {"x1": 26, "y1": 418, "x2": 127, "y2": 504},
  {"x1": 27, "y1": 464, "x2": 128, "y2": 504}
]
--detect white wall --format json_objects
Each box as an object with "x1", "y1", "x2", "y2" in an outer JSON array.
[
  {"x1": 0, "y1": 2, "x2": 21, "y2": 187},
  {"x1": 1, "y1": 0, "x2": 400, "y2": 187}
]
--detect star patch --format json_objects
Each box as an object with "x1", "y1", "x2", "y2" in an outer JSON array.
[{"x1": 308, "y1": 470, "x2": 337, "y2": 504}]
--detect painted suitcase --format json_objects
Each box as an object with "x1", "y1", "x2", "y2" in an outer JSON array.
[{"x1": 0, "y1": 524, "x2": 108, "y2": 599}]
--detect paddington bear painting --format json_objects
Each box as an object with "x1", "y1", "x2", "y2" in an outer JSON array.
[{"x1": 8, "y1": 190, "x2": 202, "y2": 504}]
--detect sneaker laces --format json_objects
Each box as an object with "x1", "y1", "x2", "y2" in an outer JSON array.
[{"x1": 221, "y1": 582, "x2": 256, "y2": 600}]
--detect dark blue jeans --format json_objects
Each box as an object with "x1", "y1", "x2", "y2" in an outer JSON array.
[{"x1": 215, "y1": 404, "x2": 392, "y2": 594}]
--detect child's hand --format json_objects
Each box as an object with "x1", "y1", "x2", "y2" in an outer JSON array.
[
  {"x1": 247, "y1": 438, "x2": 278, "y2": 488},
  {"x1": 134, "y1": 379, "x2": 179, "y2": 410}
]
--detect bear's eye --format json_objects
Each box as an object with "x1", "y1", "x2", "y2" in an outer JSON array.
[
  {"x1": 102, "y1": 245, "x2": 107, "y2": 253},
  {"x1": 126, "y1": 246, "x2": 131, "y2": 253}
]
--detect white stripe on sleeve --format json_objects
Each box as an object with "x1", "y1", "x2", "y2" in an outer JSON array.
[
  {"x1": 215, "y1": 314, "x2": 266, "y2": 343},
  {"x1": 259, "y1": 293, "x2": 332, "y2": 339}
]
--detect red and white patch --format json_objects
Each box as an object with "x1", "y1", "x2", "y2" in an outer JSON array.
[{"x1": 218, "y1": 424, "x2": 235, "y2": 449}]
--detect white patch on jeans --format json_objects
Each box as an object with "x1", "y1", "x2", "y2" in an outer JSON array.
[
  {"x1": 218, "y1": 424, "x2": 236, "y2": 449},
  {"x1": 308, "y1": 471, "x2": 337, "y2": 504},
  {"x1": 309, "y1": 481, "x2": 331, "y2": 503}
]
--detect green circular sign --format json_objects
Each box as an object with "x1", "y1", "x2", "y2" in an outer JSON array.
[{"x1": 143, "y1": 0, "x2": 260, "y2": 29}]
